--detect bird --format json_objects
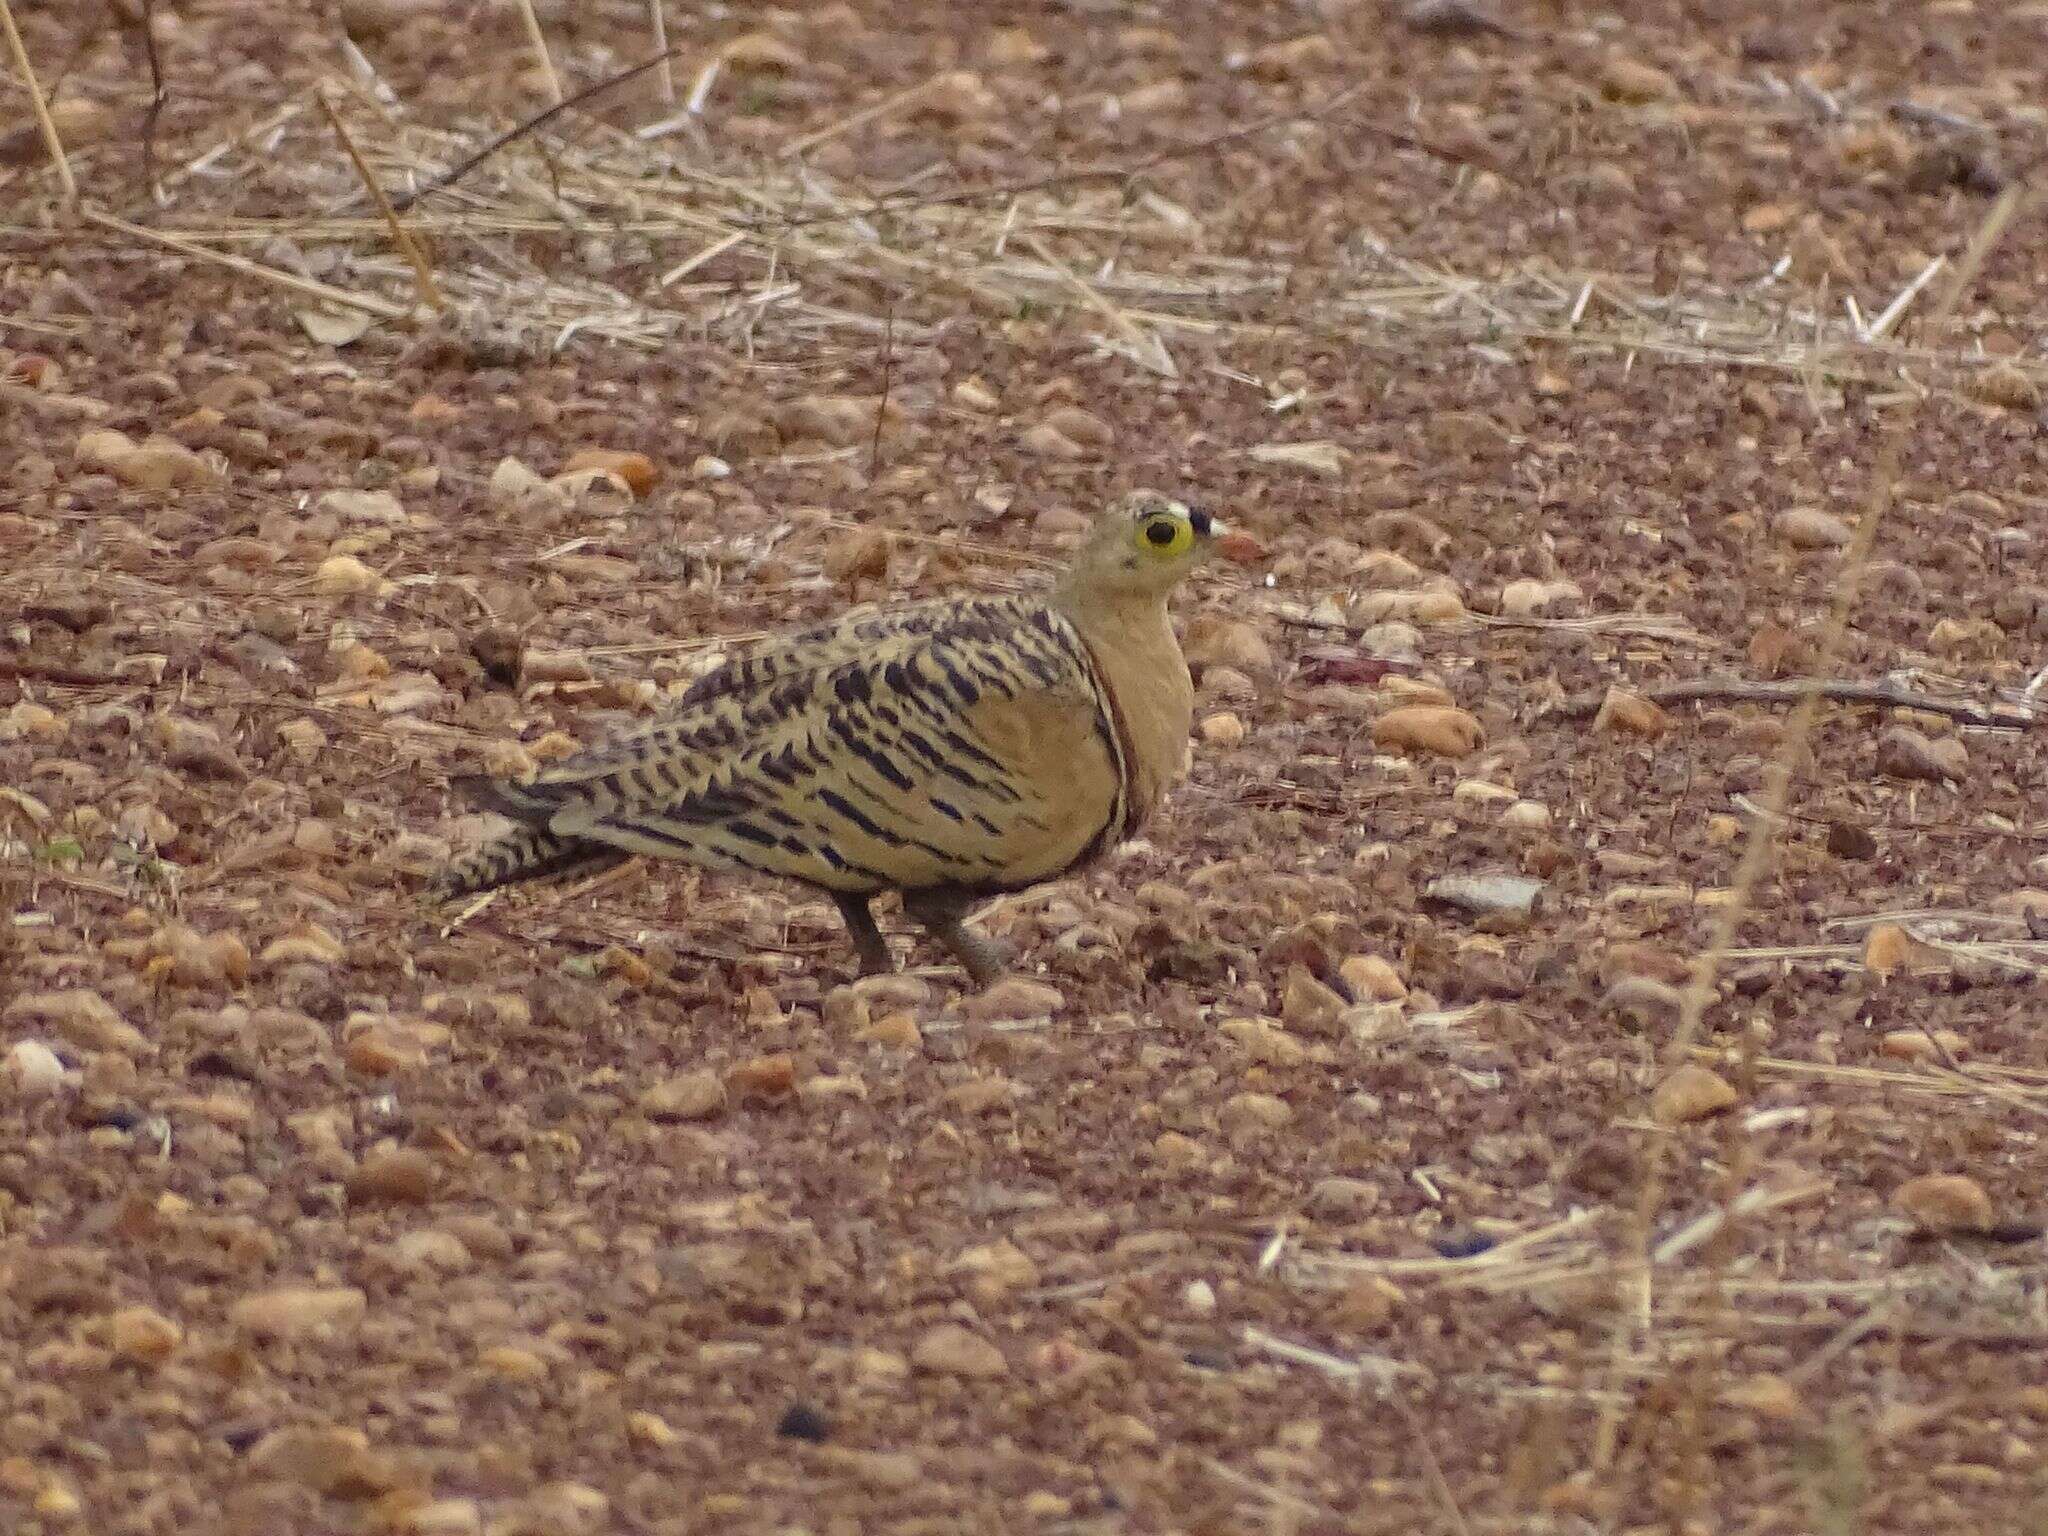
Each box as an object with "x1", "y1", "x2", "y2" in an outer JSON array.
[{"x1": 431, "y1": 490, "x2": 1261, "y2": 984}]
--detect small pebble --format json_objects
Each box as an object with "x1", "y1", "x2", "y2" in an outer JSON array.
[
  {"x1": 821, "y1": 1446, "x2": 922, "y2": 1492},
  {"x1": 1652, "y1": 1064, "x2": 1738, "y2": 1125},
  {"x1": 33, "y1": 1483, "x2": 83, "y2": 1521},
  {"x1": 105, "y1": 1305, "x2": 183, "y2": 1365},
  {"x1": 913, "y1": 1323, "x2": 1009, "y2": 1379},
  {"x1": 562, "y1": 448, "x2": 658, "y2": 497},
  {"x1": 1279, "y1": 968, "x2": 1346, "y2": 1037},
  {"x1": 1307, "y1": 1176, "x2": 1381, "y2": 1219},
  {"x1": 4, "y1": 1039, "x2": 67, "y2": 1097},
  {"x1": 1774, "y1": 507, "x2": 1853, "y2": 550},
  {"x1": 639, "y1": 1070, "x2": 728, "y2": 1121},
  {"x1": 1372, "y1": 705, "x2": 1484, "y2": 759},
  {"x1": 1339, "y1": 954, "x2": 1408, "y2": 1002},
  {"x1": 627, "y1": 1411, "x2": 679, "y2": 1447},
  {"x1": 346, "y1": 1146, "x2": 441, "y2": 1206},
  {"x1": 958, "y1": 977, "x2": 1063, "y2": 1021},
  {"x1": 1593, "y1": 687, "x2": 1670, "y2": 738},
  {"x1": 1893, "y1": 1173, "x2": 1994, "y2": 1234},
  {"x1": 776, "y1": 1403, "x2": 832, "y2": 1442},
  {"x1": 1424, "y1": 872, "x2": 1543, "y2": 921},
  {"x1": 3, "y1": 989, "x2": 150, "y2": 1056},
  {"x1": 1875, "y1": 725, "x2": 1966, "y2": 784},
  {"x1": 231, "y1": 1285, "x2": 368, "y2": 1338},
  {"x1": 400, "y1": 1498, "x2": 481, "y2": 1535},
  {"x1": 1864, "y1": 923, "x2": 1942, "y2": 976},
  {"x1": 1878, "y1": 1028, "x2": 1968, "y2": 1062},
  {"x1": 1598, "y1": 53, "x2": 1679, "y2": 103},
  {"x1": 1431, "y1": 1228, "x2": 1495, "y2": 1259},
  {"x1": 1721, "y1": 1374, "x2": 1809, "y2": 1423},
  {"x1": 1199, "y1": 711, "x2": 1247, "y2": 747},
  {"x1": 726, "y1": 1053, "x2": 797, "y2": 1101},
  {"x1": 1218, "y1": 1090, "x2": 1294, "y2": 1138}
]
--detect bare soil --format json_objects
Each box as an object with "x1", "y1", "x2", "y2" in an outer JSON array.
[{"x1": 6, "y1": 1, "x2": 2048, "y2": 1532}]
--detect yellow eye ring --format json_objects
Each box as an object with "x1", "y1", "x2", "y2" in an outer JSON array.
[{"x1": 1137, "y1": 516, "x2": 1193, "y2": 556}]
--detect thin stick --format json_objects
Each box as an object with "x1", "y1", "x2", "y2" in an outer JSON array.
[
  {"x1": 136, "y1": 0, "x2": 167, "y2": 200},
  {"x1": 646, "y1": 0, "x2": 674, "y2": 106},
  {"x1": 0, "y1": 0, "x2": 78, "y2": 208},
  {"x1": 317, "y1": 91, "x2": 445, "y2": 313},
  {"x1": 1019, "y1": 229, "x2": 1176, "y2": 378},
  {"x1": 80, "y1": 208, "x2": 411, "y2": 319},
  {"x1": 1591, "y1": 178, "x2": 2034, "y2": 1471},
  {"x1": 869, "y1": 304, "x2": 896, "y2": 481},
  {"x1": 514, "y1": 0, "x2": 563, "y2": 105},
  {"x1": 1865, "y1": 255, "x2": 1944, "y2": 341},
  {"x1": 1390, "y1": 1388, "x2": 1475, "y2": 1536},
  {"x1": 657, "y1": 228, "x2": 745, "y2": 287},
  {"x1": 782, "y1": 75, "x2": 937, "y2": 159},
  {"x1": 1553, "y1": 675, "x2": 2036, "y2": 729},
  {"x1": 391, "y1": 45, "x2": 684, "y2": 212}
]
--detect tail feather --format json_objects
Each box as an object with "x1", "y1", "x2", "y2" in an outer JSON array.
[
  {"x1": 448, "y1": 773, "x2": 560, "y2": 819},
  {"x1": 429, "y1": 822, "x2": 629, "y2": 900}
]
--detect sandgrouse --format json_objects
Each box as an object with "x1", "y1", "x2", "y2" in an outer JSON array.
[{"x1": 432, "y1": 491, "x2": 1259, "y2": 983}]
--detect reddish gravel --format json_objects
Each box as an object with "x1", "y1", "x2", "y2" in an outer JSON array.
[{"x1": 5, "y1": 2, "x2": 2048, "y2": 1532}]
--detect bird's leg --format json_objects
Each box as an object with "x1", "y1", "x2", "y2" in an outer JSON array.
[
  {"x1": 903, "y1": 888, "x2": 1009, "y2": 987},
  {"x1": 832, "y1": 891, "x2": 894, "y2": 978}
]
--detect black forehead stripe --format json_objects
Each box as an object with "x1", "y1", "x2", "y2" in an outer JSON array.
[{"x1": 1189, "y1": 508, "x2": 1212, "y2": 536}]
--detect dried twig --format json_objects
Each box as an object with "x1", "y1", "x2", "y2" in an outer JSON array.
[
  {"x1": 1390, "y1": 1387, "x2": 1476, "y2": 1536},
  {"x1": 646, "y1": 0, "x2": 674, "y2": 106},
  {"x1": 390, "y1": 44, "x2": 685, "y2": 212},
  {"x1": 1019, "y1": 229, "x2": 1176, "y2": 377},
  {"x1": 869, "y1": 304, "x2": 895, "y2": 481},
  {"x1": 79, "y1": 208, "x2": 412, "y2": 319},
  {"x1": 0, "y1": 0, "x2": 78, "y2": 208},
  {"x1": 317, "y1": 91, "x2": 444, "y2": 312},
  {"x1": 782, "y1": 74, "x2": 937, "y2": 159},
  {"x1": 1554, "y1": 675, "x2": 2038, "y2": 728},
  {"x1": 513, "y1": 0, "x2": 562, "y2": 105},
  {"x1": 134, "y1": 0, "x2": 168, "y2": 198}
]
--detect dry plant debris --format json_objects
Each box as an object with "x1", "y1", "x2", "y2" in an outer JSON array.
[{"x1": 4, "y1": 0, "x2": 2048, "y2": 1531}]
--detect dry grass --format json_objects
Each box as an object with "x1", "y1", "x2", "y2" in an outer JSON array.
[
  {"x1": 10, "y1": 56, "x2": 2044, "y2": 396},
  {"x1": 0, "y1": 0, "x2": 77, "y2": 208}
]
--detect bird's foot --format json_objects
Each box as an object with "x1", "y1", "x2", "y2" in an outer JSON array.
[
  {"x1": 943, "y1": 926, "x2": 1011, "y2": 988},
  {"x1": 904, "y1": 888, "x2": 1008, "y2": 988}
]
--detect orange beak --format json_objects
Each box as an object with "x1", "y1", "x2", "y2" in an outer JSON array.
[{"x1": 1212, "y1": 527, "x2": 1266, "y2": 565}]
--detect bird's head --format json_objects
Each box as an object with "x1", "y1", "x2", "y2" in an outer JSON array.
[{"x1": 1058, "y1": 489, "x2": 1264, "y2": 602}]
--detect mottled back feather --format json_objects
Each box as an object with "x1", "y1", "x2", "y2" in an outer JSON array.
[{"x1": 436, "y1": 593, "x2": 1135, "y2": 901}]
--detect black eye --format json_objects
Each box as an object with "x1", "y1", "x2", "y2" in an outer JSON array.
[{"x1": 1144, "y1": 520, "x2": 1177, "y2": 546}]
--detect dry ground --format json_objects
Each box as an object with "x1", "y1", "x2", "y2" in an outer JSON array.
[{"x1": 6, "y1": 1, "x2": 2048, "y2": 1532}]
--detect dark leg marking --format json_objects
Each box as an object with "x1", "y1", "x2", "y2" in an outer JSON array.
[{"x1": 833, "y1": 891, "x2": 894, "y2": 978}]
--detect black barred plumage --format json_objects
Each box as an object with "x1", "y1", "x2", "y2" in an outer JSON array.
[{"x1": 430, "y1": 491, "x2": 1259, "y2": 983}]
